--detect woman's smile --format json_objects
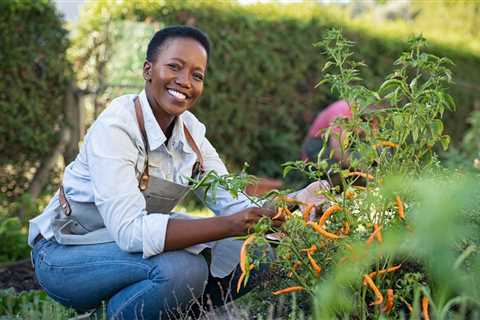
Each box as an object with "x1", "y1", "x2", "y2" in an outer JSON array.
[{"x1": 167, "y1": 88, "x2": 189, "y2": 101}]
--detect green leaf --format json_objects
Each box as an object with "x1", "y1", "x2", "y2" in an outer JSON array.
[
  {"x1": 440, "y1": 135, "x2": 451, "y2": 150},
  {"x1": 430, "y1": 119, "x2": 444, "y2": 137},
  {"x1": 379, "y1": 79, "x2": 403, "y2": 95},
  {"x1": 321, "y1": 61, "x2": 334, "y2": 72}
]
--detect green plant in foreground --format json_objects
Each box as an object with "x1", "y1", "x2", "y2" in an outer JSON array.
[
  {"x1": 191, "y1": 29, "x2": 479, "y2": 319},
  {"x1": 0, "y1": 289, "x2": 77, "y2": 320}
]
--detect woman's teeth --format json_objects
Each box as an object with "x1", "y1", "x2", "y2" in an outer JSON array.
[{"x1": 168, "y1": 89, "x2": 187, "y2": 101}]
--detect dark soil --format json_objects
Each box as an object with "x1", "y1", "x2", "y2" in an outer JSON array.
[{"x1": 0, "y1": 259, "x2": 41, "y2": 292}]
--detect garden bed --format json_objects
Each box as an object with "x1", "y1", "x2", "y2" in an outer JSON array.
[{"x1": 0, "y1": 259, "x2": 40, "y2": 292}]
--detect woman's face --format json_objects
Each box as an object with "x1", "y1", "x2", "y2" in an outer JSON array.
[{"x1": 143, "y1": 37, "x2": 207, "y2": 118}]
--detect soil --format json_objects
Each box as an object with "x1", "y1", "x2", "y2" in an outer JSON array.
[{"x1": 0, "y1": 258, "x2": 41, "y2": 292}]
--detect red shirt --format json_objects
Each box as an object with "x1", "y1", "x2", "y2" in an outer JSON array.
[{"x1": 307, "y1": 100, "x2": 352, "y2": 138}]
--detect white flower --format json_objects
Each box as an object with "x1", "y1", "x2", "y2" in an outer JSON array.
[{"x1": 474, "y1": 158, "x2": 480, "y2": 170}]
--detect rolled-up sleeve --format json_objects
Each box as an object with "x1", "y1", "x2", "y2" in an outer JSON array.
[{"x1": 86, "y1": 118, "x2": 169, "y2": 258}]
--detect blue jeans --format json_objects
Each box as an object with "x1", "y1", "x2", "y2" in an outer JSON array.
[{"x1": 32, "y1": 239, "x2": 270, "y2": 319}]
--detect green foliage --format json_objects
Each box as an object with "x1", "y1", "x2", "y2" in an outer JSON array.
[
  {"x1": 0, "y1": 289, "x2": 77, "y2": 319},
  {"x1": 0, "y1": 217, "x2": 30, "y2": 263},
  {"x1": 0, "y1": 0, "x2": 71, "y2": 202},
  {"x1": 463, "y1": 110, "x2": 480, "y2": 158},
  {"x1": 70, "y1": 0, "x2": 480, "y2": 177}
]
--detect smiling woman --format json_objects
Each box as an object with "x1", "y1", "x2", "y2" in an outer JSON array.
[
  {"x1": 143, "y1": 35, "x2": 207, "y2": 134},
  {"x1": 27, "y1": 25, "x2": 322, "y2": 319}
]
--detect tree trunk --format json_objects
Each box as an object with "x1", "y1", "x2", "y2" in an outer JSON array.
[
  {"x1": 63, "y1": 82, "x2": 81, "y2": 166},
  {"x1": 18, "y1": 127, "x2": 71, "y2": 219}
]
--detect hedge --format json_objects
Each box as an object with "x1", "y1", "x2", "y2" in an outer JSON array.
[
  {"x1": 71, "y1": 1, "x2": 480, "y2": 177},
  {"x1": 0, "y1": 0, "x2": 71, "y2": 203}
]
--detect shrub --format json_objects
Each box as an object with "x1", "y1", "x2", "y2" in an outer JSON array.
[
  {"x1": 70, "y1": 0, "x2": 480, "y2": 177},
  {"x1": 0, "y1": 0, "x2": 71, "y2": 204}
]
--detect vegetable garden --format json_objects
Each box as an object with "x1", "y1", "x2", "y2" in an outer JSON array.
[
  {"x1": 189, "y1": 29, "x2": 480, "y2": 319},
  {"x1": 1, "y1": 0, "x2": 479, "y2": 319}
]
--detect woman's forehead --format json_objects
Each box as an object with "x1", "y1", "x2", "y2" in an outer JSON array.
[{"x1": 155, "y1": 37, "x2": 207, "y2": 68}]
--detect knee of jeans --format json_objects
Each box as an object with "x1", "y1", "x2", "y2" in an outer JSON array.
[{"x1": 149, "y1": 251, "x2": 209, "y2": 288}]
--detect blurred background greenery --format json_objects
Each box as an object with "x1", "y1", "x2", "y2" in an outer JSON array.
[
  {"x1": 1, "y1": 0, "x2": 480, "y2": 259},
  {"x1": 0, "y1": 0, "x2": 479, "y2": 297}
]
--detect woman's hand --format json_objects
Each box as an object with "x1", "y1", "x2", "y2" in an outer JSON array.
[{"x1": 228, "y1": 207, "x2": 281, "y2": 236}]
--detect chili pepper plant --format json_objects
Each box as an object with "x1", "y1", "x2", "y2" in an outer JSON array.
[{"x1": 191, "y1": 29, "x2": 480, "y2": 319}]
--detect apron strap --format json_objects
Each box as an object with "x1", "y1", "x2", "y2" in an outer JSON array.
[
  {"x1": 134, "y1": 97, "x2": 150, "y2": 191},
  {"x1": 182, "y1": 124, "x2": 205, "y2": 172},
  {"x1": 133, "y1": 96, "x2": 205, "y2": 191}
]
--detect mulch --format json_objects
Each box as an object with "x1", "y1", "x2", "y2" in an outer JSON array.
[{"x1": 0, "y1": 258, "x2": 41, "y2": 292}]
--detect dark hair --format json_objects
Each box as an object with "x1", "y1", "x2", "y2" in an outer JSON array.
[{"x1": 146, "y1": 25, "x2": 210, "y2": 62}]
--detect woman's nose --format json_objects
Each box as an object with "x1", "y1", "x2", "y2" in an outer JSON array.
[{"x1": 175, "y1": 71, "x2": 191, "y2": 88}]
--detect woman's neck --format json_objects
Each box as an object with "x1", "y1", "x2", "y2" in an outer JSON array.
[{"x1": 145, "y1": 90, "x2": 176, "y2": 140}]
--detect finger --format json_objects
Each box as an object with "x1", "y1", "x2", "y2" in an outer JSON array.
[
  {"x1": 271, "y1": 220, "x2": 284, "y2": 228},
  {"x1": 260, "y1": 207, "x2": 276, "y2": 218}
]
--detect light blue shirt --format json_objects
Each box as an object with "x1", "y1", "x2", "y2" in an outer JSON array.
[{"x1": 28, "y1": 90, "x2": 255, "y2": 277}]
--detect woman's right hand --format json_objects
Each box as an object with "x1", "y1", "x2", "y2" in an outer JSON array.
[{"x1": 227, "y1": 207, "x2": 282, "y2": 236}]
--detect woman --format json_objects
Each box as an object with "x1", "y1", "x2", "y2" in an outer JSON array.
[{"x1": 29, "y1": 26, "x2": 321, "y2": 319}]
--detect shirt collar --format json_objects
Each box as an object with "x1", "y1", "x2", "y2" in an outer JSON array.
[{"x1": 138, "y1": 90, "x2": 190, "y2": 152}]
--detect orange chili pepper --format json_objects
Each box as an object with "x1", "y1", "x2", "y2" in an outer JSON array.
[
  {"x1": 307, "y1": 254, "x2": 321, "y2": 276},
  {"x1": 382, "y1": 289, "x2": 394, "y2": 313},
  {"x1": 345, "y1": 190, "x2": 355, "y2": 200},
  {"x1": 240, "y1": 235, "x2": 256, "y2": 273},
  {"x1": 283, "y1": 207, "x2": 293, "y2": 217},
  {"x1": 405, "y1": 301, "x2": 413, "y2": 313},
  {"x1": 236, "y1": 263, "x2": 254, "y2": 293},
  {"x1": 367, "y1": 225, "x2": 382, "y2": 245},
  {"x1": 422, "y1": 296, "x2": 430, "y2": 320},
  {"x1": 303, "y1": 203, "x2": 315, "y2": 222},
  {"x1": 363, "y1": 275, "x2": 384, "y2": 305},
  {"x1": 318, "y1": 204, "x2": 342, "y2": 226},
  {"x1": 396, "y1": 195, "x2": 405, "y2": 220},
  {"x1": 345, "y1": 171, "x2": 374, "y2": 181},
  {"x1": 302, "y1": 244, "x2": 318, "y2": 254},
  {"x1": 374, "y1": 224, "x2": 383, "y2": 243},
  {"x1": 341, "y1": 221, "x2": 350, "y2": 235},
  {"x1": 272, "y1": 286, "x2": 305, "y2": 295},
  {"x1": 272, "y1": 207, "x2": 285, "y2": 220},
  {"x1": 308, "y1": 222, "x2": 341, "y2": 239},
  {"x1": 368, "y1": 264, "x2": 402, "y2": 279},
  {"x1": 236, "y1": 272, "x2": 246, "y2": 293},
  {"x1": 304, "y1": 247, "x2": 321, "y2": 276},
  {"x1": 374, "y1": 140, "x2": 399, "y2": 149}
]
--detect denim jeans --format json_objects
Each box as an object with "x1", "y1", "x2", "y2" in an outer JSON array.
[{"x1": 32, "y1": 239, "x2": 269, "y2": 320}]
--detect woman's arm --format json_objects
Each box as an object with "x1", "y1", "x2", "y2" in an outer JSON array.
[{"x1": 163, "y1": 207, "x2": 278, "y2": 251}]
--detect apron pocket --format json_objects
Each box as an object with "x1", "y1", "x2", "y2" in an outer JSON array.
[{"x1": 144, "y1": 194, "x2": 177, "y2": 213}]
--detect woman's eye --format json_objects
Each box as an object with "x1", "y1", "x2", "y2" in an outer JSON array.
[
  {"x1": 193, "y1": 73, "x2": 204, "y2": 81},
  {"x1": 167, "y1": 63, "x2": 179, "y2": 70}
]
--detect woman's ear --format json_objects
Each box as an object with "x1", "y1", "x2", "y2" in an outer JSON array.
[{"x1": 143, "y1": 60, "x2": 152, "y2": 82}]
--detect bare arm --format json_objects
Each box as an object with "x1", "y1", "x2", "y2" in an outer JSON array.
[{"x1": 164, "y1": 207, "x2": 279, "y2": 251}]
